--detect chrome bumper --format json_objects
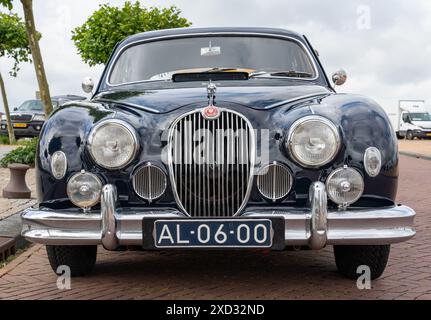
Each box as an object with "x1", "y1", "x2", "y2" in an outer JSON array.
[{"x1": 21, "y1": 183, "x2": 416, "y2": 250}]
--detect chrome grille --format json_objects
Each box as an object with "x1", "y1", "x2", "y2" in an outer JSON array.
[
  {"x1": 132, "y1": 164, "x2": 167, "y2": 202},
  {"x1": 257, "y1": 163, "x2": 293, "y2": 201},
  {"x1": 168, "y1": 109, "x2": 255, "y2": 217},
  {"x1": 11, "y1": 114, "x2": 33, "y2": 122}
]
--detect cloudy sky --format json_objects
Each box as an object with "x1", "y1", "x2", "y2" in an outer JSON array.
[{"x1": 1, "y1": 0, "x2": 431, "y2": 114}]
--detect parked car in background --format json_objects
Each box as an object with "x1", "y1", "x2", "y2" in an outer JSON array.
[
  {"x1": 22, "y1": 27, "x2": 416, "y2": 280},
  {"x1": 0, "y1": 95, "x2": 86, "y2": 138}
]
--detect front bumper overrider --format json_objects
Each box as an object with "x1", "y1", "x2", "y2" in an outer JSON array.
[{"x1": 21, "y1": 182, "x2": 416, "y2": 251}]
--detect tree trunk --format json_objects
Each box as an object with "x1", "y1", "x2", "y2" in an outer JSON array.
[
  {"x1": 20, "y1": 0, "x2": 53, "y2": 116},
  {"x1": 0, "y1": 71, "x2": 16, "y2": 145}
]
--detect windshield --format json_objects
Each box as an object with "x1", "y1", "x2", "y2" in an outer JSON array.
[
  {"x1": 410, "y1": 113, "x2": 431, "y2": 121},
  {"x1": 17, "y1": 100, "x2": 43, "y2": 112},
  {"x1": 109, "y1": 36, "x2": 316, "y2": 85}
]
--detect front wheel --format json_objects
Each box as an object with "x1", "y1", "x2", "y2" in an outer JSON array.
[
  {"x1": 46, "y1": 245, "x2": 97, "y2": 277},
  {"x1": 333, "y1": 245, "x2": 390, "y2": 280},
  {"x1": 406, "y1": 130, "x2": 414, "y2": 140}
]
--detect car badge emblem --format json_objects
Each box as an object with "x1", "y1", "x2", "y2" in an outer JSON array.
[{"x1": 202, "y1": 105, "x2": 220, "y2": 120}]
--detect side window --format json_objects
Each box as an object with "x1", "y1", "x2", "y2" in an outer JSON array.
[{"x1": 402, "y1": 114, "x2": 409, "y2": 123}]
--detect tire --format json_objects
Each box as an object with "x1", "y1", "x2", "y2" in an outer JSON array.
[
  {"x1": 396, "y1": 132, "x2": 403, "y2": 139},
  {"x1": 46, "y1": 245, "x2": 97, "y2": 277},
  {"x1": 406, "y1": 130, "x2": 414, "y2": 140},
  {"x1": 333, "y1": 245, "x2": 390, "y2": 280}
]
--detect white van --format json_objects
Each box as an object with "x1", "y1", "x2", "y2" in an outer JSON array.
[{"x1": 386, "y1": 100, "x2": 431, "y2": 140}]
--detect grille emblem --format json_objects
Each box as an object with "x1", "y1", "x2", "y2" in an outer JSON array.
[{"x1": 202, "y1": 106, "x2": 220, "y2": 120}]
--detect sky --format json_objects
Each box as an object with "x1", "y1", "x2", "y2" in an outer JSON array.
[{"x1": 1, "y1": 0, "x2": 431, "y2": 114}]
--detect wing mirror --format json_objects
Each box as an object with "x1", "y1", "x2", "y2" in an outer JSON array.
[
  {"x1": 13, "y1": 107, "x2": 18, "y2": 111},
  {"x1": 82, "y1": 77, "x2": 94, "y2": 94},
  {"x1": 332, "y1": 69, "x2": 347, "y2": 86}
]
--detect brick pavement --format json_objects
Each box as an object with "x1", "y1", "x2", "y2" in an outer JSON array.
[
  {"x1": 0, "y1": 168, "x2": 37, "y2": 221},
  {"x1": 0, "y1": 155, "x2": 430, "y2": 300}
]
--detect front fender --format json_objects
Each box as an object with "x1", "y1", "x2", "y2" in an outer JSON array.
[
  {"x1": 310, "y1": 94, "x2": 398, "y2": 202},
  {"x1": 36, "y1": 103, "x2": 114, "y2": 203}
]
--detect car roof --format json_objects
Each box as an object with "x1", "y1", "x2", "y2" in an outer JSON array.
[{"x1": 119, "y1": 27, "x2": 305, "y2": 47}]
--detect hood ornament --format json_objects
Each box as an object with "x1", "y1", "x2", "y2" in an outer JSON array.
[
  {"x1": 202, "y1": 81, "x2": 220, "y2": 120},
  {"x1": 207, "y1": 81, "x2": 217, "y2": 106}
]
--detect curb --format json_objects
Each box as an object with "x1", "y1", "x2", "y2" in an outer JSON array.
[
  {"x1": 0, "y1": 213, "x2": 29, "y2": 251},
  {"x1": 0, "y1": 244, "x2": 42, "y2": 278},
  {"x1": 399, "y1": 151, "x2": 431, "y2": 161}
]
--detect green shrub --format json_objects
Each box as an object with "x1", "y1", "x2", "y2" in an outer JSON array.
[
  {"x1": 0, "y1": 137, "x2": 38, "y2": 168},
  {"x1": 0, "y1": 135, "x2": 10, "y2": 145}
]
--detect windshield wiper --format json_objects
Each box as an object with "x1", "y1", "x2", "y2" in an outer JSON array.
[{"x1": 250, "y1": 70, "x2": 314, "y2": 79}]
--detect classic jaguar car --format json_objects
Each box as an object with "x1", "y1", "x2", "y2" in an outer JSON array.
[{"x1": 21, "y1": 27, "x2": 416, "y2": 279}]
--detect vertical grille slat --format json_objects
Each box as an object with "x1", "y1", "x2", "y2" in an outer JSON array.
[{"x1": 169, "y1": 109, "x2": 254, "y2": 217}]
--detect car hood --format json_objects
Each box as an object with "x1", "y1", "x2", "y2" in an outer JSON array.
[
  {"x1": 94, "y1": 84, "x2": 331, "y2": 114},
  {"x1": 412, "y1": 121, "x2": 431, "y2": 129},
  {"x1": 10, "y1": 111, "x2": 44, "y2": 116}
]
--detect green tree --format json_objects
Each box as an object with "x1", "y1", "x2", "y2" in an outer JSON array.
[
  {"x1": 72, "y1": 1, "x2": 192, "y2": 66},
  {"x1": 0, "y1": 0, "x2": 54, "y2": 117},
  {"x1": 0, "y1": 12, "x2": 34, "y2": 144}
]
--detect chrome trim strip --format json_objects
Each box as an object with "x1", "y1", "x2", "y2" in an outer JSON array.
[
  {"x1": 105, "y1": 32, "x2": 320, "y2": 88},
  {"x1": 263, "y1": 92, "x2": 331, "y2": 110}
]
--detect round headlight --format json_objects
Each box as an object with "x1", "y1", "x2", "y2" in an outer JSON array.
[
  {"x1": 364, "y1": 147, "x2": 382, "y2": 177},
  {"x1": 287, "y1": 116, "x2": 340, "y2": 168},
  {"x1": 88, "y1": 120, "x2": 139, "y2": 169},
  {"x1": 326, "y1": 167, "x2": 364, "y2": 206},
  {"x1": 67, "y1": 171, "x2": 102, "y2": 209}
]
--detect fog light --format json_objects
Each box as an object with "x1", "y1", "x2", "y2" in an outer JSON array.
[
  {"x1": 364, "y1": 147, "x2": 382, "y2": 177},
  {"x1": 326, "y1": 167, "x2": 364, "y2": 207},
  {"x1": 51, "y1": 151, "x2": 67, "y2": 180},
  {"x1": 67, "y1": 171, "x2": 102, "y2": 209}
]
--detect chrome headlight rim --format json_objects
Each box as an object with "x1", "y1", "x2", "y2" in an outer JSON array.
[
  {"x1": 66, "y1": 171, "x2": 103, "y2": 209},
  {"x1": 87, "y1": 119, "x2": 139, "y2": 170},
  {"x1": 287, "y1": 115, "x2": 341, "y2": 168},
  {"x1": 326, "y1": 166, "x2": 364, "y2": 206}
]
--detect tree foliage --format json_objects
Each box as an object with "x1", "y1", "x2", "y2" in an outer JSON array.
[
  {"x1": 0, "y1": 12, "x2": 34, "y2": 76},
  {"x1": 0, "y1": 0, "x2": 13, "y2": 10},
  {"x1": 72, "y1": 1, "x2": 192, "y2": 66}
]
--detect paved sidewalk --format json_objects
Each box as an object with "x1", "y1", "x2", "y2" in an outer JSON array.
[
  {"x1": 0, "y1": 168, "x2": 37, "y2": 221},
  {"x1": 0, "y1": 156, "x2": 429, "y2": 300}
]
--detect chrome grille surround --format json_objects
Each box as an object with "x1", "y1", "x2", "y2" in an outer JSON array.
[
  {"x1": 257, "y1": 163, "x2": 294, "y2": 201},
  {"x1": 132, "y1": 163, "x2": 167, "y2": 202},
  {"x1": 167, "y1": 108, "x2": 256, "y2": 217}
]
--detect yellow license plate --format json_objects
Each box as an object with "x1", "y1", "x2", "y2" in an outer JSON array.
[
  {"x1": 13, "y1": 123, "x2": 28, "y2": 128},
  {"x1": 427, "y1": 133, "x2": 431, "y2": 137}
]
